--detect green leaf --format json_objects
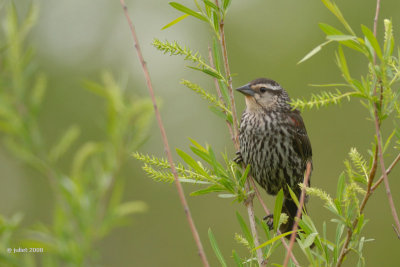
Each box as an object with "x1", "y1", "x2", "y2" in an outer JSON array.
[
  {"x1": 321, "y1": 0, "x2": 355, "y2": 35},
  {"x1": 298, "y1": 40, "x2": 331, "y2": 64},
  {"x1": 169, "y1": 2, "x2": 208, "y2": 22},
  {"x1": 273, "y1": 189, "x2": 284, "y2": 232},
  {"x1": 161, "y1": 14, "x2": 189, "y2": 30},
  {"x1": 49, "y1": 125, "x2": 81, "y2": 162},
  {"x1": 302, "y1": 232, "x2": 318, "y2": 248},
  {"x1": 188, "y1": 66, "x2": 224, "y2": 80},
  {"x1": 361, "y1": 25, "x2": 382, "y2": 60},
  {"x1": 116, "y1": 201, "x2": 148, "y2": 217},
  {"x1": 287, "y1": 185, "x2": 300, "y2": 208},
  {"x1": 208, "y1": 228, "x2": 227, "y2": 267},
  {"x1": 190, "y1": 185, "x2": 225, "y2": 196},
  {"x1": 212, "y1": 10, "x2": 220, "y2": 35},
  {"x1": 254, "y1": 230, "x2": 297, "y2": 250},
  {"x1": 336, "y1": 45, "x2": 351, "y2": 81},
  {"x1": 236, "y1": 212, "x2": 254, "y2": 247},
  {"x1": 336, "y1": 172, "x2": 346, "y2": 204},
  {"x1": 361, "y1": 24, "x2": 382, "y2": 61},
  {"x1": 176, "y1": 148, "x2": 209, "y2": 177},
  {"x1": 319, "y1": 23, "x2": 365, "y2": 53},
  {"x1": 223, "y1": 0, "x2": 232, "y2": 11},
  {"x1": 327, "y1": 35, "x2": 356, "y2": 41},
  {"x1": 232, "y1": 250, "x2": 243, "y2": 267},
  {"x1": 203, "y1": 0, "x2": 219, "y2": 11}
]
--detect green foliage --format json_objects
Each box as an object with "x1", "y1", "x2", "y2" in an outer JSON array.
[
  {"x1": 135, "y1": 139, "x2": 249, "y2": 202},
  {"x1": 0, "y1": 3, "x2": 153, "y2": 266}
]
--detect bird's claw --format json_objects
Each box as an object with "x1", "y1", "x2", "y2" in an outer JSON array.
[
  {"x1": 233, "y1": 151, "x2": 243, "y2": 164},
  {"x1": 263, "y1": 214, "x2": 274, "y2": 230}
]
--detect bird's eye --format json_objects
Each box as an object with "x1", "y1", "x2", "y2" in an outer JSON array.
[{"x1": 259, "y1": 87, "x2": 267, "y2": 93}]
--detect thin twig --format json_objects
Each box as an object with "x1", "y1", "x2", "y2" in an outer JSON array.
[
  {"x1": 250, "y1": 179, "x2": 300, "y2": 266},
  {"x1": 245, "y1": 180, "x2": 266, "y2": 267},
  {"x1": 373, "y1": 106, "x2": 400, "y2": 237},
  {"x1": 371, "y1": 152, "x2": 400, "y2": 191},
  {"x1": 213, "y1": 0, "x2": 265, "y2": 265},
  {"x1": 282, "y1": 161, "x2": 312, "y2": 267},
  {"x1": 119, "y1": 1, "x2": 209, "y2": 266},
  {"x1": 219, "y1": 22, "x2": 239, "y2": 149},
  {"x1": 208, "y1": 45, "x2": 234, "y2": 141}
]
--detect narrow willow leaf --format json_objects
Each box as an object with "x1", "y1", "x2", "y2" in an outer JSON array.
[
  {"x1": 236, "y1": 212, "x2": 254, "y2": 246},
  {"x1": 319, "y1": 23, "x2": 343, "y2": 35},
  {"x1": 208, "y1": 228, "x2": 227, "y2": 267},
  {"x1": 190, "y1": 185, "x2": 225, "y2": 196},
  {"x1": 212, "y1": 10, "x2": 220, "y2": 35},
  {"x1": 169, "y1": 2, "x2": 208, "y2": 22},
  {"x1": 161, "y1": 14, "x2": 189, "y2": 30},
  {"x1": 254, "y1": 230, "x2": 297, "y2": 250},
  {"x1": 287, "y1": 185, "x2": 300, "y2": 208},
  {"x1": 336, "y1": 45, "x2": 351, "y2": 81},
  {"x1": 223, "y1": 0, "x2": 232, "y2": 11},
  {"x1": 218, "y1": 193, "x2": 236, "y2": 198},
  {"x1": 204, "y1": 0, "x2": 219, "y2": 11},
  {"x1": 302, "y1": 232, "x2": 318, "y2": 248},
  {"x1": 327, "y1": 35, "x2": 356, "y2": 41},
  {"x1": 232, "y1": 250, "x2": 243, "y2": 267},
  {"x1": 321, "y1": 0, "x2": 355, "y2": 35},
  {"x1": 298, "y1": 40, "x2": 331, "y2": 64},
  {"x1": 336, "y1": 172, "x2": 346, "y2": 204},
  {"x1": 176, "y1": 148, "x2": 209, "y2": 177},
  {"x1": 212, "y1": 37, "x2": 222, "y2": 72},
  {"x1": 49, "y1": 125, "x2": 80, "y2": 162},
  {"x1": 361, "y1": 24, "x2": 382, "y2": 60},
  {"x1": 273, "y1": 189, "x2": 284, "y2": 232}
]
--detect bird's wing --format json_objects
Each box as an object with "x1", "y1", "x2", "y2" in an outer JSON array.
[{"x1": 287, "y1": 110, "x2": 312, "y2": 161}]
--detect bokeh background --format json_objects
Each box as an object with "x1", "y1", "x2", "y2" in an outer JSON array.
[{"x1": 1, "y1": 0, "x2": 400, "y2": 266}]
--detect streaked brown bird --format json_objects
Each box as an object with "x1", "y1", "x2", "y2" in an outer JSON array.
[{"x1": 235, "y1": 78, "x2": 312, "y2": 234}]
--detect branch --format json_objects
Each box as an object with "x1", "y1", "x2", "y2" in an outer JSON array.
[
  {"x1": 371, "y1": 152, "x2": 400, "y2": 191},
  {"x1": 212, "y1": 1, "x2": 265, "y2": 265},
  {"x1": 373, "y1": 106, "x2": 400, "y2": 237},
  {"x1": 216, "y1": 5, "x2": 239, "y2": 150},
  {"x1": 282, "y1": 161, "x2": 312, "y2": 267},
  {"x1": 244, "y1": 180, "x2": 266, "y2": 267},
  {"x1": 208, "y1": 45, "x2": 234, "y2": 141},
  {"x1": 119, "y1": 1, "x2": 209, "y2": 266}
]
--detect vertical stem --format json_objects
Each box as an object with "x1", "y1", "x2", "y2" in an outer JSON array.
[
  {"x1": 213, "y1": 1, "x2": 265, "y2": 265},
  {"x1": 282, "y1": 161, "x2": 312, "y2": 267},
  {"x1": 119, "y1": 2, "x2": 209, "y2": 266},
  {"x1": 219, "y1": 22, "x2": 240, "y2": 149},
  {"x1": 373, "y1": 106, "x2": 400, "y2": 237},
  {"x1": 245, "y1": 180, "x2": 266, "y2": 267},
  {"x1": 208, "y1": 45, "x2": 234, "y2": 141}
]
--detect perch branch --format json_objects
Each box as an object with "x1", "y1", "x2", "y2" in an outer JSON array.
[
  {"x1": 119, "y1": 1, "x2": 209, "y2": 266},
  {"x1": 282, "y1": 161, "x2": 312, "y2": 267}
]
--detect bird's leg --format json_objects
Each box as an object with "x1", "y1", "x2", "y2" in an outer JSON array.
[
  {"x1": 233, "y1": 150, "x2": 243, "y2": 164},
  {"x1": 263, "y1": 214, "x2": 274, "y2": 230}
]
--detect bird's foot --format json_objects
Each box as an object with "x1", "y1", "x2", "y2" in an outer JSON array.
[
  {"x1": 263, "y1": 214, "x2": 274, "y2": 230},
  {"x1": 233, "y1": 151, "x2": 243, "y2": 164}
]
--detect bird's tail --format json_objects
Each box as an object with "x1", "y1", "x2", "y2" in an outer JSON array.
[{"x1": 280, "y1": 197, "x2": 304, "y2": 238}]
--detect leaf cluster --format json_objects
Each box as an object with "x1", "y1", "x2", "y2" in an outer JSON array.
[{"x1": 0, "y1": 3, "x2": 153, "y2": 266}]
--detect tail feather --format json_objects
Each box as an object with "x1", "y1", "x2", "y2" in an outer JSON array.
[{"x1": 280, "y1": 197, "x2": 301, "y2": 236}]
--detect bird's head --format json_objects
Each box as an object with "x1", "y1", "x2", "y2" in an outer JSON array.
[{"x1": 236, "y1": 78, "x2": 291, "y2": 112}]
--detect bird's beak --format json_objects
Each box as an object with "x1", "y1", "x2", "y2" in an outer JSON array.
[{"x1": 236, "y1": 84, "x2": 255, "y2": 96}]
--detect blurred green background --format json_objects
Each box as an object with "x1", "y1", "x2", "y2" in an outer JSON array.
[{"x1": 1, "y1": 0, "x2": 400, "y2": 266}]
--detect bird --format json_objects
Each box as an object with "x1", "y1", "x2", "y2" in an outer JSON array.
[{"x1": 235, "y1": 77, "x2": 312, "y2": 235}]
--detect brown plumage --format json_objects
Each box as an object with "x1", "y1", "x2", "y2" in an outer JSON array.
[{"x1": 236, "y1": 78, "x2": 312, "y2": 234}]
